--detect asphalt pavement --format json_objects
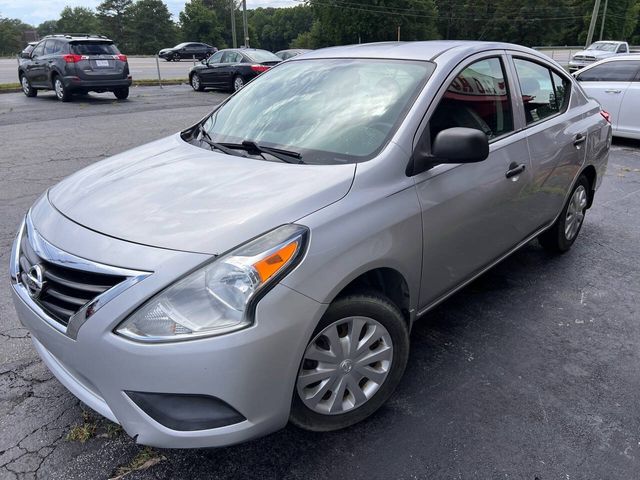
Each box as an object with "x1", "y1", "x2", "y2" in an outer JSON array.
[
  {"x1": 1, "y1": 85, "x2": 640, "y2": 479},
  {"x1": 0, "y1": 56, "x2": 198, "y2": 85}
]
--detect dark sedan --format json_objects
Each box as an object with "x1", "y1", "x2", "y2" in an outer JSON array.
[
  {"x1": 189, "y1": 48, "x2": 281, "y2": 92},
  {"x1": 159, "y1": 42, "x2": 217, "y2": 61}
]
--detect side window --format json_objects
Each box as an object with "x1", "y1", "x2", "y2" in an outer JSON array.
[
  {"x1": 576, "y1": 61, "x2": 640, "y2": 82},
  {"x1": 31, "y1": 42, "x2": 45, "y2": 58},
  {"x1": 208, "y1": 51, "x2": 223, "y2": 64},
  {"x1": 50, "y1": 40, "x2": 63, "y2": 55},
  {"x1": 430, "y1": 57, "x2": 513, "y2": 141},
  {"x1": 514, "y1": 58, "x2": 566, "y2": 125},
  {"x1": 43, "y1": 40, "x2": 55, "y2": 55},
  {"x1": 617, "y1": 44, "x2": 628, "y2": 53},
  {"x1": 551, "y1": 71, "x2": 571, "y2": 113}
]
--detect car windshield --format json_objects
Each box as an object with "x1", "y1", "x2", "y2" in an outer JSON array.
[
  {"x1": 245, "y1": 50, "x2": 282, "y2": 63},
  {"x1": 200, "y1": 58, "x2": 433, "y2": 164},
  {"x1": 588, "y1": 42, "x2": 617, "y2": 52},
  {"x1": 71, "y1": 42, "x2": 119, "y2": 55}
]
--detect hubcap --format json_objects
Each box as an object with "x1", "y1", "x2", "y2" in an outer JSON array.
[
  {"x1": 234, "y1": 77, "x2": 244, "y2": 91},
  {"x1": 21, "y1": 76, "x2": 29, "y2": 94},
  {"x1": 297, "y1": 316, "x2": 393, "y2": 415},
  {"x1": 192, "y1": 75, "x2": 199, "y2": 90},
  {"x1": 55, "y1": 79, "x2": 63, "y2": 99},
  {"x1": 565, "y1": 185, "x2": 587, "y2": 241}
]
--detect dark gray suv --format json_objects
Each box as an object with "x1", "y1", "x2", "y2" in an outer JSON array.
[{"x1": 18, "y1": 34, "x2": 132, "y2": 102}]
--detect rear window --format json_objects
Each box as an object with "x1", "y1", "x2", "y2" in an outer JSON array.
[
  {"x1": 245, "y1": 50, "x2": 281, "y2": 63},
  {"x1": 71, "y1": 42, "x2": 120, "y2": 55}
]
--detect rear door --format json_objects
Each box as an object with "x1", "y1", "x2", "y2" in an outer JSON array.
[
  {"x1": 511, "y1": 55, "x2": 591, "y2": 226},
  {"x1": 413, "y1": 53, "x2": 537, "y2": 308},
  {"x1": 575, "y1": 60, "x2": 639, "y2": 130},
  {"x1": 70, "y1": 41, "x2": 127, "y2": 82},
  {"x1": 612, "y1": 62, "x2": 640, "y2": 138}
]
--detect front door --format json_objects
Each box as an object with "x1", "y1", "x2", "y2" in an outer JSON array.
[
  {"x1": 200, "y1": 51, "x2": 223, "y2": 85},
  {"x1": 413, "y1": 55, "x2": 536, "y2": 309}
]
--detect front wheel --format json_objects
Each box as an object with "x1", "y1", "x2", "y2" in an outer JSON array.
[
  {"x1": 53, "y1": 76, "x2": 72, "y2": 102},
  {"x1": 113, "y1": 87, "x2": 129, "y2": 100},
  {"x1": 20, "y1": 74, "x2": 37, "y2": 97},
  {"x1": 190, "y1": 73, "x2": 204, "y2": 92},
  {"x1": 290, "y1": 292, "x2": 410, "y2": 432},
  {"x1": 538, "y1": 174, "x2": 590, "y2": 253}
]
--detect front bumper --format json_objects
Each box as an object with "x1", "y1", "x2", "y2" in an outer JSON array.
[
  {"x1": 10, "y1": 204, "x2": 325, "y2": 448},
  {"x1": 568, "y1": 60, "x2": 594, "y2": 72}
]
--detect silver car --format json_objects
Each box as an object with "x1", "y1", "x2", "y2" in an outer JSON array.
[{"x1": 10, "y1": 41, "x2": 610, "y2": 448}]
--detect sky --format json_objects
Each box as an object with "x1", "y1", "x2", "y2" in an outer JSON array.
[{"x1": 0, "y1": 0, "x2": 295, "y2": 26}]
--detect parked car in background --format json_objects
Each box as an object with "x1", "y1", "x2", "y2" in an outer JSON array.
[
  {"x1": 159, "y1": 42, "x2": 217, "y2": 61},
  {"x1": 189, "y1": 48, "x2": 281, "y2": 92},
  {"x1": 10, "y1": 41, "x2": 610, "y2": 449},
  {"x1": 275, "y1": 48, "x2": 312, "y2": 60},
  {"x1": 574, "y1": 55, "x2": 640, "y2": 139},
  {"x1": 569, "y1": 41, "x2": 630, "y2": 72},
  {"x1": 18, "y1": 34, "x2": 131, "y2": 102}
]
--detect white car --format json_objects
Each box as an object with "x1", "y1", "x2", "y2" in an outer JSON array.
[{"x1": 574, "y1": 55, "x2": 640, "y2": 140}]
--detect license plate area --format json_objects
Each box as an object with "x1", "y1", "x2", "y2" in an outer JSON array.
[{"x1": 95, "y1": 60, "x2": 110, "y2": 68}]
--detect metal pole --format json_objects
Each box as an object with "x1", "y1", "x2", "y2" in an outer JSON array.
[
  {"x1": 230, "y1": 0, "x2": 237, "y2": 48},
  {"x1": 585, "y1": 0, "x2": 601, "y2": 48},
  {"x1": 155, "y1": 54, "x2": 163, "y2": 88},
  {"x1": 397, "y1": 25, "x2": 400, "y2": 41},
  {"x1": 242, "y1": 0, "x2": 249, "y2": 47},
  {"x1": 599, "y1": 0, "x2": 608, "y2": 41}
]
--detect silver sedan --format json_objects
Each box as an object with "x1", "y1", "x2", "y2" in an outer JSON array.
[{"x1": 10, "y1": 41, "x2": 610, "y2": 448}]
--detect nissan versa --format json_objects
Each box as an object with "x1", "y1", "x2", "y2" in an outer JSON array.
[{"x1": 10, "y1": 41, "x2": 610, "y2": 448}]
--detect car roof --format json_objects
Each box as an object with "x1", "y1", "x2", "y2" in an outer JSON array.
[
  {"x1": 43, "y1": 34, "x2": 113, "y2": 42},
  {"x1": 299, "y1": 40, "x2": 542, "y2": 62}
]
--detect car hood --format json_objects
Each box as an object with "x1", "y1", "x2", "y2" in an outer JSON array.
[
  {"x1": 47, "y1": 134, "x2": 356, "y2": 254},
  {"x1": 574, "y1": 49, "x2": 614, "y2": 59},
  {"x1": 159, "y1": 48, "x2": 173, "y2": 54}
]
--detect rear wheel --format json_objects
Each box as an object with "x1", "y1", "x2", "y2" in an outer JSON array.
[
  {"x1": 113, "y1": 87, "x2": 129, "y2": 100},
  {"x1": 53, "y1": 76, "x2": 72, "y2": 102},
  {"x1": 538, "y1": 174, "x2": 590, "y2": 253},
  {"x1": 290, "y1": 292, "x2": 410, "y2": 431},
  {"x1": 20, "y1": 74, "x2": 37, "y2": 97},
  {"x1": 190, "y1": 73, "x2": 204, "y2": 92},
  {"x1": 172, "y1": 53, "x2": 180, "y2": 62},
  {"x1": 233, "y1": 75, "x2": 244, "y2": 92}
]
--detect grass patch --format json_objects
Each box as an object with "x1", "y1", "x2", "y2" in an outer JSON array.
[
  {"x1": 0, "y1": 83, "x2": 20, "y2": 91},
  {"x1": 0, "y1": 78, "x2": 186, "y2": 94},
  {"x1": 65, "y1": 410, "x2": 98, "y2": 443},
  {"x1": 110, "y1": 447, "x2": 165, "y2": 480}
]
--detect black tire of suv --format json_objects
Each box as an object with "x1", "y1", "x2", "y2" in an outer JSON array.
[
  {"x1": 53, "y1": 76, "x2": 72, "y2": 102},
  {"x1": 290, "y1": 292, "x2": 410, "y2": 432},
  {"x1": 20, "y1": 74, "x2": 37, "y2": 97},
  {"x1": 538, "y1": 174, "x2": 590, "y2": 253},
  {"x1": 114, "y1": 87, "x2": 129, "y2": 100}
]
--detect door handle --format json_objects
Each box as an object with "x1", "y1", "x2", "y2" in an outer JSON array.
[
  {"x1": 604, "y1": 89, "x2": 622, "y2": 94},
  {"x1": 573, "y1": 133, "x2": 586, "y2": 147},
  {"x1": 505, "y1": 162, "x2": 526, "y2": 179}
]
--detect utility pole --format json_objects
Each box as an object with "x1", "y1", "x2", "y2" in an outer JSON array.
[
  {"x1": 599, "y1": 0, "x2": 608, "y2": 41},
  {"x1": 242, "y1": 0, "x2": 249, "y2": 47},
  {"x1": 230, "y1": 0, "x2": 237, "y2": 48},
  {"x1": 585, "y1": 0, "x2": 601, "y2": 48},
  {"x1": 397, "y1": 25, "x2": 400, "y2": 41}
]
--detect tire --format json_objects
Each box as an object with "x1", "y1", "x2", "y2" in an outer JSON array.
[
  {"x1": 20, "y1": 74, "x2": 37, "y2": 97},
  {"x1": 538, "y1": 174, "x2": 590, "y2": 253},
  {"x1": 232, "y1": 75, "x2": 244, "y2": 92},
  {"x1": 113, "y1": 87, "x2": 129, "y2": 100},
  {"x1": 190, "y1": 73, "x2": 204, "y2": 92},
  {"x1": 53, "y1": 75, "x2": 72, "y2": 102},
  {"x1": 172, "y1": 53, "x2": 180, "y2": 62},
  {"x1": 290, "y1": 292, "x2": 410, "y2": 432}
]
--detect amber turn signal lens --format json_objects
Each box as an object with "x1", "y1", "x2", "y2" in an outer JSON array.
[{"x1": 253, "y1": 241, "x2": 298, "y2": 282}]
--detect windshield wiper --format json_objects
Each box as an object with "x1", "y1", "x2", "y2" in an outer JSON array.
[
  {"x1": 240, "y1": 140, "x2": 304, "y2": 164},
  {"x1": 196, "y1": 125, "x2": 246, "y2": 157}
]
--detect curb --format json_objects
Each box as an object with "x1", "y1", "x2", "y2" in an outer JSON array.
[{"x1": 0, "y1": 79, "x2": 188, "y2": 94}]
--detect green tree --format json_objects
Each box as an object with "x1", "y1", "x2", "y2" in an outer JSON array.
[
  {"x1": 125, "y1": 0, "x2": 177, "y2": 54},
  {"x1": 97, "y1": 0, "x2": 132, "y2": 44},
  {"x1": 248, "y1": 5, "x2": 314, "y2": 51},
  {"x1": 0, "y1": 16, "x2": 34, "y2": 55},
  {"x1": 179, "y1": 0, "x2": 224, "y2": 46},
  {"x1": 56, "y1": 6, "x2": 101, "y2": 34},
  {"x1": 36, "y1": 20, "x2": 59, "y2": 37}
]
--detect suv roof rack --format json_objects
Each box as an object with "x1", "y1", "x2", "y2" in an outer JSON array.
[{"x1": 43, "y1": 33, "x2": 110, "y2": 40}]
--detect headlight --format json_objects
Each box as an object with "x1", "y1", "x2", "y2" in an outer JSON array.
[{"x1": 115, "y1": 224, "x2": 308, "y2": 343}]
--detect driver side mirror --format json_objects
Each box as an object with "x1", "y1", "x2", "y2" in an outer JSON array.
[
  {"x1": 20, "y1": 52, "x2": 31, "y2": 59},
  {"x1": 408, "y1": 127, "x2": 489, "y2": 175}
]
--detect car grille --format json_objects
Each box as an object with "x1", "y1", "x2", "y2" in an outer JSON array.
[
  {"x1": 18, "y1": 230, "x2": 125, "y2": 327},
  {"x1": 573, "y1": 55, "x2": 596, "y2": 62}
]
